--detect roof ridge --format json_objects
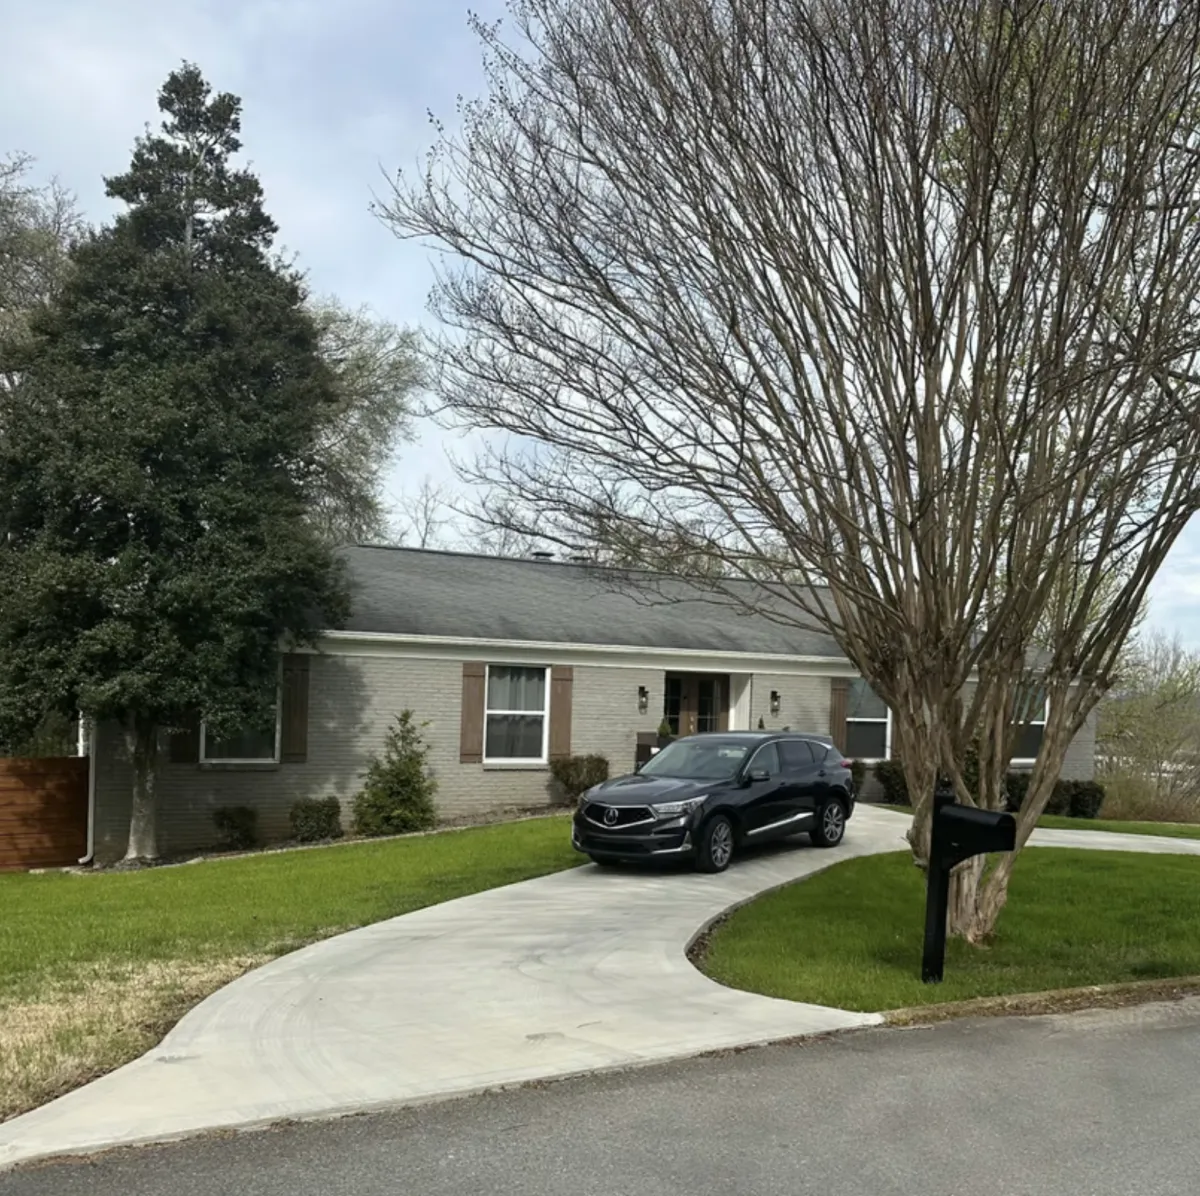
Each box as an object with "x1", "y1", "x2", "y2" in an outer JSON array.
[{"x1": 343, "y1": 543, "x2": 830, "y2": 593}]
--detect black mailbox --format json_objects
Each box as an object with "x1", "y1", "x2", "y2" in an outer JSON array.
[
  {"x1": 922, "y1": 784, "x2": 1017, "y2": 984},
  {"x1": 934, "y1": 804, "x2": 1016, "y2": 869}
]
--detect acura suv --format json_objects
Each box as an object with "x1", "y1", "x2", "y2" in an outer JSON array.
[{"x1": 571, "y1": 731, "x2": 856, "y2": 872}]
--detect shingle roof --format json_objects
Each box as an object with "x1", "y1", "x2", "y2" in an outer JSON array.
[{"x1": 336, "y1": 546, "x2": 843, "y2": 658}]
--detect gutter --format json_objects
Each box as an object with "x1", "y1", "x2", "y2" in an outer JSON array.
[{"x1": 78, "y1": 717, "x2": 95, "y2": 866}]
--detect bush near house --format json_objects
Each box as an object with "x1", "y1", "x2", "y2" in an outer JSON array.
[
  {"x1": 290, "y1": 796, "x2": 344, "y2": 843},
  {"x1": 873, "y1": 759, "x2": 910, "y2": 805},
  {"x1": 351, "y1": 711, "x2": 438, "y2": 837},
  {"x1": 549, "y1": 754, "x2": 610, "y2": 805},
  {"x1": 874, "y1": 759, "x2": 1105, "y2": 819},
  {"x1": 212, "y1": 806, "x2": 258, "y2": 852},
  {"x1": 849, "y1": 760, "x2": 866, "y2": 792}
]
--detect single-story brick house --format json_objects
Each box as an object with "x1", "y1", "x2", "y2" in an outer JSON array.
[{"x1": 85, "y1": 546, "x2": 1097, "y2": 862}]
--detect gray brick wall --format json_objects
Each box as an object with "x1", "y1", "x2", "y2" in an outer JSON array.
[
  {"x1": 572, "y1": 666, "x2": 664, "y2": 774},
  {"x1": 89, "y1": 658, "x2": 1097, "y2": 861},
  {"x1": 92, "y1": 654, "x2": 666, "y2": 862},
  {"x1": 748, "y1": 674, "x2": 832, "y2": 735}
]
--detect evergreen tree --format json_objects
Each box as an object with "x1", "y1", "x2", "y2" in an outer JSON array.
[{"x1": 0, "y1": 64, "x2": 349, "y2": 859}]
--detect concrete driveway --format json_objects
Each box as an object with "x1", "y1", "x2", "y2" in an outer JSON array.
[{"x1": 1, "y1": 805, "x2": 1198, "y2": 1170}]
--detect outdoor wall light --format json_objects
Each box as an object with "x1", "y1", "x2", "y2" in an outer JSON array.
[
  {"x1": 637, "y1": 685, "x2": 649, "y2": 714},
  {"x1": 769, "y1": 690, "x2": 781, "y2": 715}
]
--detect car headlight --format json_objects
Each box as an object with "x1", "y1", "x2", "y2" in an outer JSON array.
[{"x1": 651, "y1": 796, "x2": 706, "y2": 818}]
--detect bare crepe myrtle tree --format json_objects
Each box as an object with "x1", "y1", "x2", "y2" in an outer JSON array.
[{"x1": 382, "y1": 0, "x2": 1200, "y2": 939}]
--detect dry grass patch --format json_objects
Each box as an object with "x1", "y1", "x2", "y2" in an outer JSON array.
[
  {"x1": 0, "y1": 816, "x2": 579, "y2": 1122},
  {"x1": 0, "y1": 956, "x2": 269, "y2": 1121}
]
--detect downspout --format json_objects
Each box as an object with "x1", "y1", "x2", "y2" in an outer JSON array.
[{"x1": 78, "y1": 718, "x2": 95, "y2": 866}]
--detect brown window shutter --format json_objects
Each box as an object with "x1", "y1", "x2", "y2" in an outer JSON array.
[
  {"x1": 280, "y1": 654, "x2": 311, "y2": 764},
  {"x1": 460, "y1": 663, "x2": 486, "y2": 764},
  {"x1": 548, "y1": 665, "x2": 574, "y2": 760},
  {"x1": 829, "y1": 678, "x2": 849, "y2": 753},
  {"x1": 168, "y1": 715, "x2": 200, "y2": 764}
]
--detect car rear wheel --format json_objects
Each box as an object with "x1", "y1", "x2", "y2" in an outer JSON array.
[
  {"x1": 810, "y1": 800, "x2": 847, "y2": 848},
  {"x1": 694, "y1": 814, "x2": 735, "y2": 873}
]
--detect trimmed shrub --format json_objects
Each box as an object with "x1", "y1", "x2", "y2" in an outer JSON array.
[
  {"x1": 290, "y1": 796, "x2": 344, "y2": 843},
  {"x1": 1004, "y1": 771, "x2": 1031, "y2": 813},
  {"x1": 1044, "y1": 781, "x2": 1072, "y2": 816},
  {"x1": 351, "y1": 711, "x2": 438, "y2": 837},
  {"x1": 1068, "y1": 780, "x2": 1106, "y2": 820},
  {"x1": 873, "y1": 759, "x2": 909, "y2": 805},
  {"x1": 1004, "y1": 772, "x2": 1073, "y2": 815},
  {"x1": 849, "y1": 759, "x2": 866, "y2": 792},
  {"x1": 213, "y1": 805, "x2": 257, "y2": 852},
  {"x1": 550, "y1": 755, "x2": 610, "y2": 805}
]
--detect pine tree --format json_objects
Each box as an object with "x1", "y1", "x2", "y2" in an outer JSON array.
[{"x1": 0, "y1": 64, "x2": 349, "y2": 859}]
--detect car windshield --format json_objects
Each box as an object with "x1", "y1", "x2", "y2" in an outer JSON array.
[{"x1": 639, "y1": 739, "x2": 750, "y2": 780}]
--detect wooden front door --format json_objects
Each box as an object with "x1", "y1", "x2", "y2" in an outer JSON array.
[{"x1": 663, "y1": 673, "x2": 729, "y2": 736}]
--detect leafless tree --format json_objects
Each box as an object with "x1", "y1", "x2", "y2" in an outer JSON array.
[
  {"x1": 393, "y1": 475, "x2": 456, "y2": 548},
  {"x1": 307, "y1": 298, "x2": 424, "y2": 544},
  {"x1": 383, "y1": 0, "x2": 1200, "y2": 938},
  {"x1": 0, "y1": 153, "x2": 83, "y2": 386},
  {"x1": 1098, "y1": 631, "x2": 1200, "y2": 820}
]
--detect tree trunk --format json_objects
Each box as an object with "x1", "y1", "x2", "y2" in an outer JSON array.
[
  {"x1": 946, "y1": 854, "x2": 985, "y2": 938},
  {"x1": 124, "y1": 714, "x2": 160, "y2": 861}
]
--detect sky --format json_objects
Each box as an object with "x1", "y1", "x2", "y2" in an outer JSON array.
[{"x1": 2, "y1": 0, "x2": 1199, "y2": 644}]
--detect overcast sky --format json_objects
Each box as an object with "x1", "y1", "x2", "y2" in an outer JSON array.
[{"x1": 2, "y1": 0, "x2": 1198, "y2": 644}]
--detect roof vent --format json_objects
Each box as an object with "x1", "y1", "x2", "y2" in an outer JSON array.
[
  {"x1": 530, "y1": 550, "x2": 554, "y2": 561},
  {"x1": 568, "y1": 553, "x2": 592, "y2": 563}
]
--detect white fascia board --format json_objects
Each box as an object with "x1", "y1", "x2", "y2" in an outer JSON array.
[{"x1": 306, "y1": 629, "x2": 860, "y2": 677}]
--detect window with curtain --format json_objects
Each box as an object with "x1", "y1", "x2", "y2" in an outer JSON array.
[
  {"x1": 845, "y1": 678, "x2": 889, "y2": 759},
  {"x1": 1013, "y1": 684, "x2": 1048, "y2": 760},
  {"x1": 484, "y1": 666, "x2": 549, "y2": 761},
  {"x1": 201, "y1": 708, "x2": 279, "y2": 763}
]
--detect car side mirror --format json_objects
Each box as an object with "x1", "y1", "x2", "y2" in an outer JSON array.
[{"x1": 747, "y1": 768, "x2": 770, "y2": 784}]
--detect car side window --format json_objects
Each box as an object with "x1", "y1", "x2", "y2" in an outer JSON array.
[
  {"x1": 749, "y1": 742, "x2": 782, "y2": 776},
  {"x1": 779, "y1": 739, "x2": 815, "y2": 771}
]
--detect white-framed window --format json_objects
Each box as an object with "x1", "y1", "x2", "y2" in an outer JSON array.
[
  {"x1": 484, "y1": 665, "x2": 550, "y2": 763},
  {"x1": 1012, "y1": 686, "x2": 1048, "y2": 762},
  {"x1": 200, "y1": 701, "x2": 282, "y2": 765},
  {"x1": 845, "y1": 678, "x2": 890, "y2": 760}
]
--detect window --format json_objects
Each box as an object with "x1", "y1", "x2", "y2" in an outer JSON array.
[
  {"x1": 748, "y1": 742, "x2": 782, "y2": 776},
  {"x1": 639, "y1": 738, "x2": 749, "y2": 780},
  {"x1": 484, "y1": 666, "x2": 550, "y2": 762},
  {"x1": 1013, "y1": 685, "x2": 1047, "y2": 761},
  {"x1": 779, "y1": 739, "x2": 817, "y2": 770},
  {"x1": 663, "y1": 676, "x2": 683, "y2": 736},
  {"x1": 201, "y1": 706, "x2": 280, "y2": 764},
  {"x1": 845, "y1": 679, "x2": 889, "y2": 759}
]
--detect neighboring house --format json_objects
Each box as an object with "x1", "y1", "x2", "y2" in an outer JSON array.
[{"x1": 86, "y1": 546, "x2": 1097, "y2": 862}]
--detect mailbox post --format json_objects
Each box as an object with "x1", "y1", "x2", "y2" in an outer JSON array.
[{"x1": 922, "y1": 779, "x2": 1017, "y2": 983}]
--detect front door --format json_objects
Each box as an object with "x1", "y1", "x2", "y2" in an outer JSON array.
[{"x1": 664, "y1": 673, "x2": 729, "y2": 737}]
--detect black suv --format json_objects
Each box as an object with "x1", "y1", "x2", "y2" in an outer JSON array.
[{"x1": 571, "y1": 731, "x2": 856, "y2": 873}]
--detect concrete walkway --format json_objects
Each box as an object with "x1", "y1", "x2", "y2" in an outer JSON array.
[{"x1": 2, "y1": 806, "x2": 1199, "y2": 1169}]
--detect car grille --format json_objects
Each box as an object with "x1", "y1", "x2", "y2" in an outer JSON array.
[{"x1": 584, "y1": 802, "x2": 655, "y2": 829}]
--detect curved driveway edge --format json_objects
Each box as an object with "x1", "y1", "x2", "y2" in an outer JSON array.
[{"x1": 3, "y1": 806, "x2": 1199, "y2": 1170}]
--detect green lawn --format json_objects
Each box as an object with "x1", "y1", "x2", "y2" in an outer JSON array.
[
  {"x1": 700, "y1": 849, "x2": 1200, "y2": 1013},
  {"x1": 868, "y1": 803, "x2": 1200, "y2": 841},
  {"x1": 0, "y1": 817, "x2": 578, "y2": 1120}
]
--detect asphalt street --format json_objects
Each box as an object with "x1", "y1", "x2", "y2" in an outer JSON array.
[{"x1": 4, "y1": 998, "x2": 1199, "y2": 1196}]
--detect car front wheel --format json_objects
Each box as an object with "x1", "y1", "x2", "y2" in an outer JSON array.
[
  {"x1": 695, "y1": 814, "x2": 735, "y2": 873},
  {"x1": 811, "y1": 800, "x2": 847, "y2": 848}
]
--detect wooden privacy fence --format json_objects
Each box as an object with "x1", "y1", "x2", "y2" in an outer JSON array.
[{"x1": 0, "y1": 757, "x2": 88, "y2": 871}]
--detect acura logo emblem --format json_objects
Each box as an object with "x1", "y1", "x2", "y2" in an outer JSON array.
[{"x1": 603, "y1": 806, "x2": 619, "y2": 826}]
